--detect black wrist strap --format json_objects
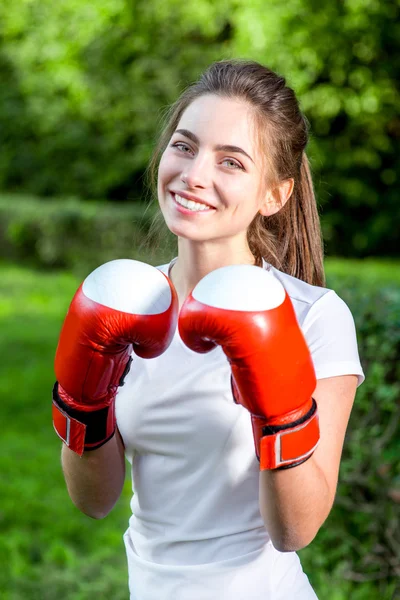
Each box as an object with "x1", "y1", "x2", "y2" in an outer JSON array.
[
  {"x1": 52, "y1": 382, "x2": 115, "y2": 448},
  {"x1": 261, "y1": 398, "x2": 318, "y2": 437}
]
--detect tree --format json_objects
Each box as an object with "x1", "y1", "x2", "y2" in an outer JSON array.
[
  {"x1": 0, "y1": 0, "x2": 399, "y2": 256},
  {"x1": 0, "y1": 0, "x2": 233, "y2": 199},
  {"x1": 232, "y1": 0, "x2": 400, "y2": 256}
]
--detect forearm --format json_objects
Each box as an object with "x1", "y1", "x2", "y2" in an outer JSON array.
[
  {"x1": 259, "y1": 454, "x2": 333, "y2": 552},
  {"x1": 61, "y1": 430, "x2": 126, "y2": 519}
]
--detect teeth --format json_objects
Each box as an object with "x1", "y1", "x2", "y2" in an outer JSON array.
[{"x1": 175, "y1": 194, "x2": 211, "y2": 212}]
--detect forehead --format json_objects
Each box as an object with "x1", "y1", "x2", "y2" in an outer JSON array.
[{"x1": 177, "y1": 95, "x2": 256, "y2": 147}]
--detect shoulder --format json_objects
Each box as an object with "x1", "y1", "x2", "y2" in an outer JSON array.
[
  {"x1": 267, "y1": 263, "x2": 365, "y2": 385},
  {"x1": 156, "y1": 260, "x2": 175, "y2": 276},
  {"x1": 267, "y1": 264, "x2": 335, "y2": 327},
  {"x1": 156, "y1": 263, "x2": 169, "y2": 274}
]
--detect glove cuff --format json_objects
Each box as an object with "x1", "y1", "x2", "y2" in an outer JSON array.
[
  {"x1": 52, "y1": 382, "x2": 116, "y2": 456},
  {"x1": 252, "y1": 399, "x2": 320, "y2": 470}
]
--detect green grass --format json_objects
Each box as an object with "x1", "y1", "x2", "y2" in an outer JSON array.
[
  {"x1": 0, "y1": 265, "x2": 131, "y2": 599},
  {"x1": 0, "y1": 258, "x2": 398, "y2": 599},
  {"x1": 325, "y1": 257, "x2": 400, "y2": 286}
]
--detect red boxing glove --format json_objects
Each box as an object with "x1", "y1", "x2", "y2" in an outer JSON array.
[
  {"x1": 179, "y1": 265, "x2": 319, "y2": 470},
  {"x1": 53, "y1": 259, "x2": 178, "y2": 456}
]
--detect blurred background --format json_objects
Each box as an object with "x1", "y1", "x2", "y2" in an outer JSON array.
[{"x1": 0, "y1": 0, "x2": 399, "y2": 598}]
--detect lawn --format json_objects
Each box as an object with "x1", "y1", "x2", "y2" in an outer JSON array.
[
  {"x1": 0, "y1": 258, "x2": 398, "y2": 599},
  {"x1": 0, "y1": 266, "x2": 131, "y2": 599}
]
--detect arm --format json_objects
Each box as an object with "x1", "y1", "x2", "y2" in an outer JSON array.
[
  {"x1": 61, "y1": 429, "x2": 126, "y2": 519},
  {"x1": 52, "y1": 260, "x2": 178, "y2": 516},
  {"x1": 178, "y1": 265, "x2": 361, "y2": 552},
  {"x1": 259, "y1": 374, "x2": 358, "y2": 551}
]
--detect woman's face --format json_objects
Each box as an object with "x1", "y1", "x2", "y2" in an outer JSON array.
[{"x1": 157, "y1": 94, "x2": 271, "y2": 245}]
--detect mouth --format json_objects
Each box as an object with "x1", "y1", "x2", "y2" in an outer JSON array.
[{"x1": 171, "y1": 192, "x2": 215, "y2": 213}]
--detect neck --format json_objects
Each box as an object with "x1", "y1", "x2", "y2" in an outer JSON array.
[{"x1": 169, "y1": 237, "x2": 257, "y2": 307}]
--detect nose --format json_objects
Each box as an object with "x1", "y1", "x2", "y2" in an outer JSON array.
[{"x1": 180, "y1": 154, "x2": 210, "y2": 189}]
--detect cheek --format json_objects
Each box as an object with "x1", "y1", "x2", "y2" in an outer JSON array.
[
  {"x1": 157, "y1": 155, "x2": 167, "y2": 189},
  {"x1": 158, "y1": 151, "x2": 177, "y2": 183},
  {"x1": 157, "y1": 157, "x2": 171, "y2": 206},
  {"x1": 227, "y1": 181, "x2": 258, "y2": 211},
  {"x1": 156, "y1": 171, "x2": 163, "y2": 203},
  {"x1": 157, "y1": 156, "x2": 176, "y2": 217}
]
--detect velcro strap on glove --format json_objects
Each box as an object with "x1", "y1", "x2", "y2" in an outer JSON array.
[
  {"x1": 52, "y1": 382, "x2": 116, "y2": 456},
  {"x1": 252, "y1": 399, "x2": 320, "y2": 470}
]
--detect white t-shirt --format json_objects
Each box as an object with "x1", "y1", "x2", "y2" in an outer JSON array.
[{"x1": 115, "y1": 259, "x2": 364, "y2": 600}]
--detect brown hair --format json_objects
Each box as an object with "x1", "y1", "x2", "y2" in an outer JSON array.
[{"x1": 148, "y1": 59, "x2": 325, "y2": 286}]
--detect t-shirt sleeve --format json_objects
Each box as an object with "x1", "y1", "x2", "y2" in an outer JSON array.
[{"x1": 301, "y1": 291, "x2": 365, "y2": 386}]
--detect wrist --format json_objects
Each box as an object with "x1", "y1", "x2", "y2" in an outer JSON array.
[
  {"x1": 251, "y1": 399, "x2": 320, "y2": 470},
  {"x1": 52, "y1": 382, "x2": 116, "y2": 456}
]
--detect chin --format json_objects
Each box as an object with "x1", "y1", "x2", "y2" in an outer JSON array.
[{"x1": 163, "y1": 220, "x2": 205, "y2": 242}]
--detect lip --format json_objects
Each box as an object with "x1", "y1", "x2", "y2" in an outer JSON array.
[{"x1": 170, "y1": 190, "x2": 215, "y2": 209}]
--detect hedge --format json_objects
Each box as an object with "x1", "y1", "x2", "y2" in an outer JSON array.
[
  {"x1": 299, "y1": 274, "x2": 400, "y2": 597},
  {"x1": 0, "y1": 195, "x2": 176, "y2": 275}
]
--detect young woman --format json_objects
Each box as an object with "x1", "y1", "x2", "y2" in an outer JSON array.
[{"x1": 52, "y1": 60, "x2": 364, "y2": 599}]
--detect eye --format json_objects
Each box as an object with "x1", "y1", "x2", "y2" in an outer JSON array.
[
  {"x1": 221, "y1": 158, "x2": 244, "y2": 170},
  {"x1": 171, "y1": 142, "x2": 194, "y2": 155}
]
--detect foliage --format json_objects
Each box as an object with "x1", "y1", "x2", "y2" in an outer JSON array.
[
  {"x1": 0, "y1": 260, "x2": 399, "y2": 598},
  {"x1": 0, "y1": 0, "x2": 399, "y2": 256},
  {"x1": 300, "y1": 270, "x2": 400, "y2": 598},
  {"x1": 0, "y1": 194, "x2": 175, "y2": 276},
  {"x1": 233, "y1": 0, "x2": 400, "y2": 256},
  {"x1": 0, "y1": 0, "x2": 231, "y2": 199}
]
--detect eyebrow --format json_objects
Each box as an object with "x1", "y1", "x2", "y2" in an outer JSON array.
[{"x1": 174, "y1": 128, "x2": 254, "y2": 164}]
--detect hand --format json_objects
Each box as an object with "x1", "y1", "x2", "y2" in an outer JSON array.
[
  {"x1": 178, "y1": 264, "x2": 319, "y2": 470},
  {"x1": 53, "y1": 259, "x2": 178, "y2": 455}
]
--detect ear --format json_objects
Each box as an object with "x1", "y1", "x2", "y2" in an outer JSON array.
[{"x1": 259, "y1": 178, "x2": 294, "y2": 217}]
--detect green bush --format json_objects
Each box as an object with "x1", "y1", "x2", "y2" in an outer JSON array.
[
  {"x1": 0, "y1": 195, "x2": 176, "y2": 275},
  {"x1": 300, "y1": 273, "x2": 400, "y2": 599}
]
